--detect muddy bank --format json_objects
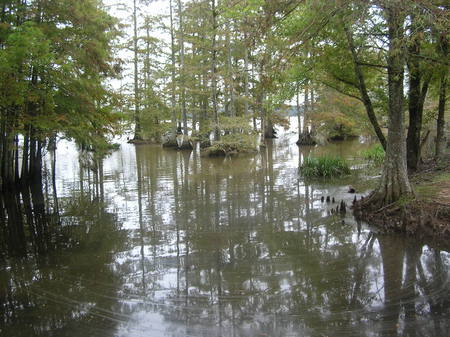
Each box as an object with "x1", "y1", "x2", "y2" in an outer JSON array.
[
  {"x1": 353, "y1": 158, "x2": 450, "y2": 245},
  {"x1": 354, "y1": 200, "x2": 450, "y2": 241}
]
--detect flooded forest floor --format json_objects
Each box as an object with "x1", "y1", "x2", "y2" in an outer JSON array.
[{"x1": 356, "y1": 156, "x2": 450, "y2": 246}]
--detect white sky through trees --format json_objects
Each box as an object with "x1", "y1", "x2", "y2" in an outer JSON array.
[{"x1": 103, "y1": 0, "x2": 170, "y2": 91}]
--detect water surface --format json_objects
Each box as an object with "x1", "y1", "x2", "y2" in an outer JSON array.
[{"x1": 0, "y1": 128, "x2": 449, "y2": 337}]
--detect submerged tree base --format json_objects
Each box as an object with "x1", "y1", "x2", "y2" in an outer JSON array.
[
  {"x1": 202, "y1": 141, "x2": 258, "y2": 157},
  {"x1": 128, "y1": 139, "x2": 160, "y2": 145},
  {"x1": 353, "y1": 158, "x2": 450, "y2": 242},
  {"x1": 202, "y1": 133, "x2": 259, "y2": 157},
  {"x1": 354, "y1": 200, "x2": 450, "y2": 243},
  {"x1": 162, "y1": 140, "x2": 178, "y2": 148},
  {"x1": 202, "y1": 144, "x2": 258, "y2": 157},
  {"x1": 161, "y1": 133, "x2": 193, "y2": 150},
  {"x1": 296, "y1": 132, "x2": 317, "y2": 146}
]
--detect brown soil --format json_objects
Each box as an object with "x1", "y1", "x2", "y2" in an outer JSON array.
[{"x1": 353, "y1": 157, "x2": 450, "y2": 246}]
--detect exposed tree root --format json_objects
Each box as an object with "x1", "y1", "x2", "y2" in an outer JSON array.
[
  {"x1": 296, "y1": 131, "x2": 317, "y2": 146},
  {"x1": 355, "y1": 156, "x2": 450, "y2": 244},
  {"x1": 162, "y1": 140, "x2": 178, "y2": 148},
  {"x1": 354, "y1": 196, "x2": 450, "y2": 244},
  {"x1": 128, "y1": 139, "x2": 160, "y2": 145}
]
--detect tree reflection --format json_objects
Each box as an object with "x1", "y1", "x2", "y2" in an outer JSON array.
[
  {"x1": 1, "y1": 140, "x2": 449, "y2": 337},
  {"x1": 129, "y1": 142, "x2": 449, "y2": 337},
  {"x1": 0, "y1": 153, "x2": 127, "y2": 337}
]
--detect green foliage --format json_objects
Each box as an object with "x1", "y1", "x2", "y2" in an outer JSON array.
[
  {"x1": 218, "y1": 116, "x2": 254, "y2": 134},
  {"x1": 300, "y1": 156, "x2": 351, "y2": 178},
  {"x1": 360, "y1": 144, "x2": 385, "y2": 165},
  {"x1": 313, "y1": 88, "x2": 368, "y2": 140},
  {"x1": 139, "y1": 85, "x2": 171, "y2": 141},
  {"x1": 0, "y1": 0, "x2": 121, "y2": 184}
]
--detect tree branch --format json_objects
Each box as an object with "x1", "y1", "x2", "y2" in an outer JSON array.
[
  {"x1": 318, "y1": 80, "x2": 363, "y2": 102},
  {"x1": 356, "y1": 61, "x2": 388, "y2": 69}
]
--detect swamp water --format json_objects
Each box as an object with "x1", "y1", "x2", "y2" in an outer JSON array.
[{"x1": 0, "y1": 128, "x2": 449, "y2": 337}]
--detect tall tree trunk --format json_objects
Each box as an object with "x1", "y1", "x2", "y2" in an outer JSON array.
[
  {"x1": 200, "y1": 65, "x2": 208, "y2": 135},
  {"x1": 435, "y1": 34, "x2": 448, "y2": 161},
  {"x1": 435, "y1": 71, "x2": 447, "y2": 161},
  {"x1": 211, "y1": 0, "x2": 219, "y2": 141},
  {"x1": 304, "y1": 83, "x2": 309, "y2": 133},
  {"x1": 226, "y1": 8, "x2": 235, "y2": 117},
  {"x1": 406, "y1": 14, "x2": 431, "y2": 171},
  {"x1": 177, "y1": 0, "x2": 188, "y2": 136},
  {"x1": 192, "y1": 40, "x2": 198, "y2": 134},
  {"x1": 132, "y1": 0, "x2": 142, "y2": 140},
  {"x1": 259, "y1": 91, "x2": 267, "y2": 141},
  {"x1": 264, "y1": 118, "x2": 275, "y2": 139},
  {"x1": 3, "y1": 189, "x2": 27, "y2": 256},
  {"x1": 296, "y1": 83, "x2": 301, "y2": 137},
  {"x1": 244, "y1": 32, "x2": 250, "y2": 119},
  {"x1": 344, "y1": 24, "x2": 387, "y2": 150},
  {"x1": 251, "y1": 60, "x2": 257, "y2": 131},
  {"x1": 14, "y1": 135, "x2": 19, "y2": 182},
  {"x1": 145, "y1": 22, "x2": 160, "y2": 140},
  {"x1": 169, "y1": 0, "x2": 177, "y2": 136},
  {"x1": 406, "y1": 34, "x2": 422, "y2": 171},
  {"x1": 1, "y1": 110, "x2": 16, "y2": 186},
  {"x1": 48, "y1": 134, "x2": 59, "y2": 215},
  {"x1": 366, "y1": 3, "x2": 412, "y2": 208},
  {"x1": 21, "y1": 131, "x2": 29, "y2": 182},
  {"x1": 0, "y1": 116, "x2": 4, "y2": 188}
]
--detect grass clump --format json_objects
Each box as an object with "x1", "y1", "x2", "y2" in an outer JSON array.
[
  {"x1": 301, "y1": 156, "x2": 351, "y2": 178},
  {"x1": 360, "y1": 144, "x2": 385, "y2": 165}
]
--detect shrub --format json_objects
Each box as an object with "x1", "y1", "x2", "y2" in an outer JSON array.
[
  {"x1": 202, "y1": 133, "x2": 259, "y2": 157},
  {"x1": 301, "y1": 156, "x2": 351, "y2": 178},
  {"x1": 360, "y1": 144, "x2": 385, "y2": 165}
]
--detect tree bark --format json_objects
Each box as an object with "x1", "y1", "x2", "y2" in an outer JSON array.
[
  {"x1": 21, "y1": 131, "x2": 29, "y2": 182},
  {"x1": 366, "y1": 3, "x2": 412, "y2": 208},
  {"x1": 169, "y1": 0, "x2": 177, "y2": 137},
  {"x1": 200, "y1": 62, "x2": 208, "y2": 136},
  {"x1": 244, "y1": 31, "x2": 250, "y2": 118},
  {"x1": 264, "y1": 118, "x2": 275, "y2": 139},
  {"x1": 435, "y1": 71, "x2": 447, "y2": 161},
  {"x1": 177, "y1": 0, "x2": 188, "y2": 136},
  {"x1": 435, "y1": 34, "x2": 448, "y2": 161},
  {"x1": 211, "y1": 0, "x2": 220, "y2": 141},
  {"x1": 296, "y1": 83, "x2": 301, "y2": 136},
  {"x1": 344, "y1": 24, "x2": 387, "y2": 150},
  {"x1": 406, "y1": 14, "x2": 431, "y2": 171},
  {"x1": 132, "y1": 0, "x2": 142, "y2": 140},
  {"x1": 226, "y1": 6, "x2": 235, "y2": 117},
  {"x1": 304, "y1": 82, "x2": 309, "y2": 133}
]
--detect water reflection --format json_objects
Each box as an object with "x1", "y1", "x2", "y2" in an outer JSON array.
[{"x1": 0, "y1": 133, "x2": 449, "y2": 337}]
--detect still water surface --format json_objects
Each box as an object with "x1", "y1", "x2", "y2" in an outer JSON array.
[{"x1": 0, "y1": 128, "x2": 449, "y2": 337}]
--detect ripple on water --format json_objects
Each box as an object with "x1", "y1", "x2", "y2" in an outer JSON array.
[{"x1": 0, "y1": 124, "x2": 449, "y2": 337}]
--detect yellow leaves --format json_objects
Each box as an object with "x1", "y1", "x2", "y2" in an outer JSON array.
[
  {"x1": 270, "y1": 114, "x2": 290, "y2": 130},
  {"x1": 312, "y1": 87, "x2": 368, "y2": 137}
]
